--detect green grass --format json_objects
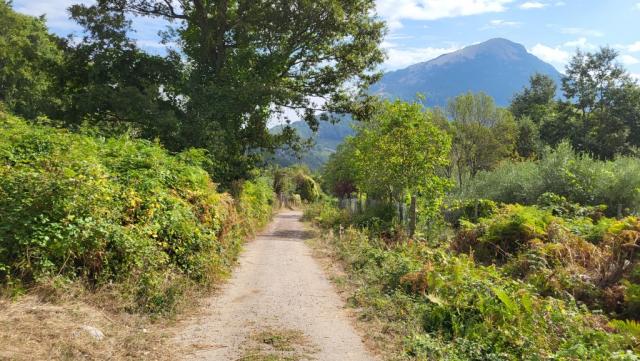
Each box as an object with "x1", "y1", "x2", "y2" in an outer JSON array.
[{"x1": 240, "y1": 328, "x2": 317, "y2": 361}]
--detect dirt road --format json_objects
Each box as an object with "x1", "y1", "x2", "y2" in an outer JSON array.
[{"x1": 175, "y1": 210, "x2": 376, "y2": 361}]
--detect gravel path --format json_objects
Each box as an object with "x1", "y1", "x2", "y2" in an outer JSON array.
[{"x1": 175, "y1": 210, "x2": 377, "y2": 361}]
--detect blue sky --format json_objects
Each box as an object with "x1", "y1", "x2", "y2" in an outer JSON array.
[{"x1": 12, "y1": 0, "x2": 640, "y2": 79}]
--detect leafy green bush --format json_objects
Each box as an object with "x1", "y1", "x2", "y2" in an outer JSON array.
[
  {"x1": 272, "y1": 166, "x2": 320, "y2": 203},
  {"x1": 444, "y1": 198, "x2": 498, "y2": 227},
  {"x1": 321, "y1": 224, "x2": 638, "y2": 360},
  {"x1": 303, "y1": 198, "x2": 349, "y2": 229},
  {"x1": 0, "y1": 112, "x2": 274, "y2": 313},
  {"x1": 468, "y1": 142, "x2": 640, "y2": 216},
  {"x1": 237, "y1": 176, "x2": 276, "y2": 234},
  {"x1": 537, "y1": 192, "x2": 607, "y2": 219},
  {"x1": 295, "y1": 173, "x2": 320, "y2": 203}
]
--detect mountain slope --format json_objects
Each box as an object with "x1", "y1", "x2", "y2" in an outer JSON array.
[
  {"x1": 371, "y1": 38, "x2": 562, "y2": 107},
  {"x1": 271, "y1": 38, "x2": 562, "y2": 168},
  {"x1": 269, "y1": 117, "x2": 355, "y2": 169}
]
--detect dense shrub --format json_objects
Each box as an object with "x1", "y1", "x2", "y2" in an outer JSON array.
[
  {"x1": 303, "y1": 198, "x2": 349, "y2": 229},
  {"x1": 273, "y1": 166, "x2": 320, "y2": 203},
  {"x1": 468, "y1": 143, "x2": 640, "y2": 216},
  {"x1": 443, "y1": 198, "x2": 498, "y2": 227},
  {"x1": 453, "y1": 204, "x2": 553, "y2": 263},
  {"x1": 455, "y1": 203, "x2": 640, "y2": 319},
  {"x1": 236, "y1": 176, "x2": 276, "y2": 233},
  {"x1": 321, "y1": 225, "x2": 639, "y2": 360},
  {"x1": 0, "y1": 112, "x2": 275, "y2": 313},
  {"x1": 536, "y1": 192, "x2": 607, "y2": 219}
]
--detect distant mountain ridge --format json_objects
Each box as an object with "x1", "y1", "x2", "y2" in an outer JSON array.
[
  {"x1": 269, "y1": 116, "x2": 355, "y2": 169},
  {"x1": 370, "y1": 38, "x2": 562, "y2": 107},
  {"x1": 271, "y1": 38, "x2": 562, "y2": 169}
]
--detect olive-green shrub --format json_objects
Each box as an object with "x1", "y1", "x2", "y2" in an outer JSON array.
[{"x1": 468, "y1": 142, "x2": 640, "y2": 216}]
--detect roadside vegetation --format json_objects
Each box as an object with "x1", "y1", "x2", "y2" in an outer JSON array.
[
  {"x1": 1, "y1": 0, "x2": 377, "y2": 358},
  {"x1": 0, "y1": 108, "x2": 277, "y2": 359},
  {"x1": 0, "y1": 111, "x2": 275, "y2": 313},
  {"x1": 308, "y1": 46, "x2": 640, "y2": 360}
]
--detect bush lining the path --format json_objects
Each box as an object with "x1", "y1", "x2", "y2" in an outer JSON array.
[
  {"x1": 0, "y1": 112, "x2": 275, "y2": 313},
  {"x1": 305, "y1": 202, "x2": 640, "y2": 360}
]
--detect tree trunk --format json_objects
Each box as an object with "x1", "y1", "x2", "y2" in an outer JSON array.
[
  {"x1": 617, "y1": 203, "x2": 623, "y2": 218},
  {"x1": 409, "y1": 195, "x2": 417, "y2": 238}
]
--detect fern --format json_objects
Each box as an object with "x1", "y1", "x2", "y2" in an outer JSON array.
[
  {"x1": 492, "y1": 286, "x2": 518, "y2": 313},
  {"x1": 610, "y1": 319, "x2": 640, "y2": 338}
]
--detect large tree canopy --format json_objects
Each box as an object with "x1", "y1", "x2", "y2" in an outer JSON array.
[
  {"x1": 56, "y1": 4, "x2": 183, "y2": 146},
  {"x1": 0, "y1": 1, "x2": 63, "y2": 118},
  {"x1": 79, "y1": 0, "x2": 385, "y2": 183},
  {"x1": 510, "y1": 73, "x2": 557, "y2": 123},
  {"x1": 522, "y1": 47, "x2": 640, "y2": 160},
  {"x1": 349, "y1": 100, "x2": 451, "y2": 203}
]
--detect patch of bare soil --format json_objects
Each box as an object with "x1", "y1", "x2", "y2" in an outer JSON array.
[{"x1": 0, "y1": 283, "x2": 176, "y2": 361}]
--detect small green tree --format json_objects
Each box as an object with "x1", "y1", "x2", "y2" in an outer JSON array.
[
  {"x1": 541, "y1": 47, "x2": 640, "y2": 159},
  {"x1": 515, "y1": 116, "x2": 540, "y2": 159},
  {"x1": 322, "y1": 141, "x2": 359, "y2": 198},
  {"x1": 350, "y1": 99, "x2": 451, "y2": 236},
  {"x1": 447, "y1": 92, "x2": 518, "y2": 188}
]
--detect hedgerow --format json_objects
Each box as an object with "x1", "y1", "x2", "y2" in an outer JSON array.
[
  {"x1": 0, "y1": 112, "x2": 275, "y2": 313},
  {"x1": 306, "y1": 203, "x2": 640, "y2": 360}
]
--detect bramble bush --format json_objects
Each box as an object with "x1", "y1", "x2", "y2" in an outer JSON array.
[{"x1": 0, "y1": 112, "x2": 275, "y2": 313}]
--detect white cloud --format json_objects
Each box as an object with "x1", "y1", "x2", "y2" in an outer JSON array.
[
  {"x1": 488, "y1": 19, "x2": 521, "y2": 27},
  {"x1": 628, "y1": 41, "x2": 640, "y2": 52},
  {"x1": 530, "y1": 43, "x2": 570, "y2": 67},
  {"x1": 635, "y1": 2, "x2": 640, "y2": 10},
  {"x1": 563, "y1": 37, "x2": 597, "y2": 50},
  {"x1": 375, "y1": 0, "x2": 514, "y2": 28},
  {"x1": 631, "y1": 73, "x2": 640, "y2": 82},
  {"x1": 620, "y1": 54, "x2": 640, "y2": 65},
  {"x1": 560, "y1": 27, "x2": 604, "y2": 37},
  {"x1": 382, "y1": 41, "x2": 461, "y2": 70},
  {"x1": 520, "y1": 1, "x2": 546, "y2": 9}
]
